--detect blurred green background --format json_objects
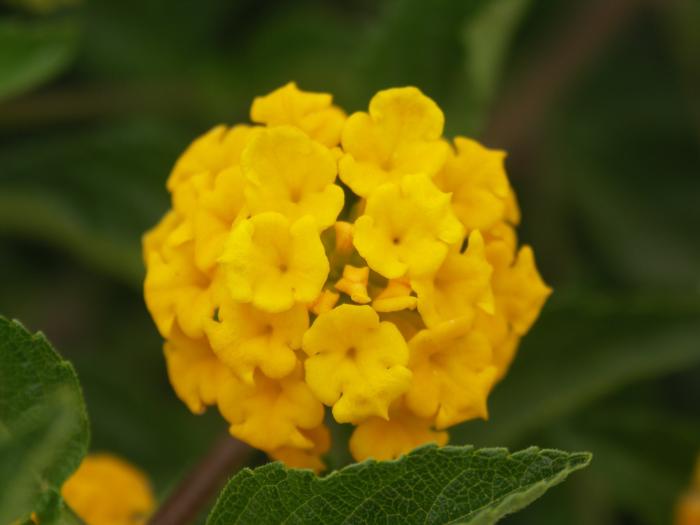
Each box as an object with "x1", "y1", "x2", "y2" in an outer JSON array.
[{"x1": 1, "y1": 0, "x2": 699, "y2": 523}]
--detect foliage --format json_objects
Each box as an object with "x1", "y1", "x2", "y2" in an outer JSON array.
[
  {"x1": 207, "y1": 445, "x2": 590, "y2": 525},
  {"x1": 0, "y1": 0, "x2": 698, "y2": 523}
]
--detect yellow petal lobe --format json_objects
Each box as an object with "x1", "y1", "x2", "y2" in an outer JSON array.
[
  {"x1": 242, "y1": 126, "x2": 344, "y2": 229},
  {"x1": 406, "y1": 318, "x2": 498, "y2": 429},
  {"x1": 353, "y1": 174, "x2": 464, "y2": 279},
  {"x1": 339, "y1": 87, "x2": 448, "y2": 196},
  {"x1": 220, "y1": 212, "x2": 329, "y2": 313},
  {"x1": 302, "y1": 304, "x2": 412, "y2": 423},
  {"x1": 251, "y1": 82, "x2": 346, "y2": 147}
]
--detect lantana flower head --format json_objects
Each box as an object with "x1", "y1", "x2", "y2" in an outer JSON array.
[{"x1": 144, "y1": 83, "x2": 551, "y2": 469}]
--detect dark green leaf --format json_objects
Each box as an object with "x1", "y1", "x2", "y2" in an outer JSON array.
[{"x1": 207, "y1": 445, "x2": 591, "y2": 525}]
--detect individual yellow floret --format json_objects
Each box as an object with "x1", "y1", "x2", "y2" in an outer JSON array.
[
  {"x1": 269, "y1": 424, "x2": 331, "y2": 473},
  {"x1": 167, "y1": 124, "x2": 252, "y2": 192},
  {"x1": 169, "y1": 169, "x2": 250, "y2": 273},
  {"x1": 220, "y1": 212, "x2": 329, "y2": 313},
  {"x1": 62, "y1": 454, "x2": 155, "y2": 525},
  {"x1": 302, "y1": 304, "x2": 412, "y2": 423},
  {"x1": 165, "y1": 125, "x2": 254, "y2": 272},
  {"x1": 494, "y1": 245, "x2": 551, "y2": 336},
  {"x1": 205, "y1": 296, "x2": 308, "y2": 384},
  {"x1": 339, "y1": 86, "x2": 449, "y2": 197},
  {"x1": 334, "y1": 265, "x2": 371, "y2": 304},
  {"x1": 474, "y1": 225, "x2": 550, "y2": 377},
  {"x1": 164, "y1": 325, "x2": 229, "y2": 414},
  {"x1": 434, "y1": 137, "x2": 512, "y2": 232},
  {"x1": 372, "y1": 278, "x2": 416, "y2": 313},
  {"x1": 250, "y1": 82, "x2": 346, "y2": 147},
  {"x1": 143, "y1": 213, "x2": 213, "y2": 339},
  {"x1": 349, "y1": 404, "x2": 447, "y2": 461},
  {"x1": 218, "y1": 366, "x2": 324, "y2": 451},
  {"x1": 406, "y1": 317, "x2": 498, "y2": 429},
  {"x1": 411, "y1": 230, "x2": 494, "y2": 327},
  {"x1": 242, "y1": 126, "x2": 344, "y2": 230},
  {"x1": 353, "y1": 174, "x2": 464, "y2": 279}
]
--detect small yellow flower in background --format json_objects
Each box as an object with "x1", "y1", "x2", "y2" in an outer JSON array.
[
  {"x1": 676, "y1": 456, "x2": 700, "y2": 525},
  {"x1": 62, "y1": 454, "x2": 155, "y2": 525},
  {"x1": 143, "y1": 82, "x2": 550, "y2": 467}
]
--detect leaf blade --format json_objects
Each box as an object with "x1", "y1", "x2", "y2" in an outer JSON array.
[
  {"x1": 0, "y1": 316, "x2": 89, "y2": 523},
  {"x1": 207, "y1": 445, "x2": 591, "y2": 525}
]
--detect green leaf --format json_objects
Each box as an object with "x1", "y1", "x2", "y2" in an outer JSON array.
[
  {"x1": 207, "y1": 445, "x2": 591, "y2": 525},
  {"x1": 0, "y1": 18, "x2": 80, "y2": 102},
  {"x1": 0, "y1": 316, "x2": 89, "y2": 523}
]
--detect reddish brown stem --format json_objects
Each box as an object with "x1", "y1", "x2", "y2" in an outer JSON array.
[
  {"x1": 484, "y1": 0, "x2": 643, "y2": 150},
  {"x1": 147, "y1": 435, "x2": 252, "y2": 525}
]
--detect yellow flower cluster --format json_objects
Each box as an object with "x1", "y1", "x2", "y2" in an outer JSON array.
[
  {"x1": 143, "y1": 82, "x2": 551, "y2": 469},
  {"x1": 62, "y1": 454, "x2": 155, "y2": 525}
]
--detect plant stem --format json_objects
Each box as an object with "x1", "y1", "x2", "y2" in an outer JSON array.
[
  {"x1": 484, "y1": 0, "x2": 644, "y2": 151},
  {"x1": 147, "y1": 435, "x2": 252, "y2": 525}
]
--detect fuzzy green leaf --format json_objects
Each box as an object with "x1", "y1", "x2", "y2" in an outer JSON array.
[
  {"x1": 0, "y1": 316, "x2": 89, "y2": 524},
  {"x1": 207, "y1": 445, "x2": 591, "y2": 525}
]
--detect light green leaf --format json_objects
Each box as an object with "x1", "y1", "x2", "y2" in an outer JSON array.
[
  {"x1": 207, "y1": 445, "x2": 591, "y2": 525},
  {"x1": 0, "y1": 18, "x2": 79, "y2": 102},
  {"x1": 0, "y1": 316, "x2": 89, "y2": 523}
]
